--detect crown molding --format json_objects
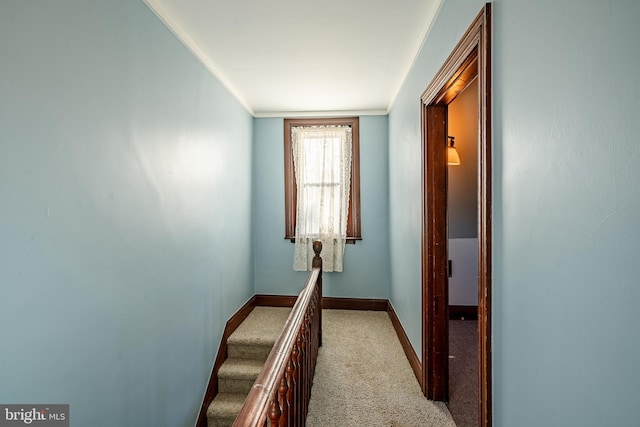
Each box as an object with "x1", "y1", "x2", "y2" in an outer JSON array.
[
  {"x1": 387, "y1": 0, "x2": 444, "y2": 113},
  {"x1": 254, "y1": 109, "x2": 388, "y2": 118}
]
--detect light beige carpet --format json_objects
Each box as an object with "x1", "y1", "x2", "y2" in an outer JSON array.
[{"x1": 307, "y1": 309, "x2": 457, "y2": 427}]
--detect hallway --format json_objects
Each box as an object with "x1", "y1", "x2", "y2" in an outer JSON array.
[{"x1": 307, "y1": 309, "x2": 456, "y2": 426}]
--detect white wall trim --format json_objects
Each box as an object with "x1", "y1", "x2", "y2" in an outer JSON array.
[
  {"x1": 254, "y1": 109, "x2": 388, "y2": 118},
  {"x1": 386, "y1": 0, "x2": 444, "y2": 114}
]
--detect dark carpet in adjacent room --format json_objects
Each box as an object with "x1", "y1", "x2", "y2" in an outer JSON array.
[{"x1": 448, "y1": 319, "x2": 478, "y2": 427}]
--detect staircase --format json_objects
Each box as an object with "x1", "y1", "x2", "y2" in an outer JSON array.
[{"x1": 206, "y1": 306, "x2": 292, "y2": 427}]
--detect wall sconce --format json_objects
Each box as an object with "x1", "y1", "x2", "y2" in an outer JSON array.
[{"x1": 447, "y1": 136, "x2": 461, "y2": 166}]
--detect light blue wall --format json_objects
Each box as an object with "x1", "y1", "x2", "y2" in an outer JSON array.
[
  {"x1": 253, "y1": 116, "x2": 390, "y2": 299},
  {"x1": 492, "y1": 1, "x2": 640, "y2": 425},
  {"x1": 389, "y1": 0, "x2": 640, "y2": 425},
  {"x1": 0, "y1": 1, "x2": 253, "y2": 426}
]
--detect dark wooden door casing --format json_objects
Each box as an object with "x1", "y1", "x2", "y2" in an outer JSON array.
[{"x1": 420, "y1": 4, "x2": 492, "y2": 427}]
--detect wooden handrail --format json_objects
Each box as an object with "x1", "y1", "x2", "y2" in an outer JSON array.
[{"x1": 233, "y1": 241, "x2": 323, "y2": 427}]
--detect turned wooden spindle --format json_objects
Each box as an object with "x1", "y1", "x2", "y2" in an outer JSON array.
[
  {"x1": 278, "y1": 376, "x2": 288, "y2": 427},
  {"x1": 312, "y1": 240, "x2": 323, "y2": 347},
  {"x1": 285, "y1": 358, "x2": 295, "y2": 425},
  {"x1": 291, "y1": 343, "x2": 300, "y2": 425},
  {"x1": 303, "y1": 313, "x2": 311, "y2": 415},
  {"x1": 296, "y1": 333, "x2": 305, "y2": 426},
  {"x1": 268, "y1": 399, "x2": 281, "y2": 426}
]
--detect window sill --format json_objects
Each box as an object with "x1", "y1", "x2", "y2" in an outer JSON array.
[{"x1": 285, "y1": 237, "x2": 361, "y2": 244}]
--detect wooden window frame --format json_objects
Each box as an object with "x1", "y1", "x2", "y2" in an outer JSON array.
[{"x1": 284, "y1": 117, "x2": 361, "y2": 243}]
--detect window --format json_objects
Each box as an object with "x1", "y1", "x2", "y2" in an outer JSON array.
[{"x1": 284, "y1": 117, "x2": 361, "y2": 243}]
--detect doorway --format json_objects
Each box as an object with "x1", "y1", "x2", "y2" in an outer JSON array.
[
  {"x1": 420, "y1": 4, "x2": 492, "y2": 427},
  {"x1": 447, "y1": 77, "x2": 479, "y2": 426}
]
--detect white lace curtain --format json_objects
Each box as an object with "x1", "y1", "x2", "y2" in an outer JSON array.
[{"x1": 291, "y1": 125, "x2": 352, "y2": 272}]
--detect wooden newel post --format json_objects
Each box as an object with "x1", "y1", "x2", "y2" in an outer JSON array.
[
  {"x1": 312, "y1": 240, "x2": 322, "y2": 347},
  {"x1": 312, "y1": 241, "x2": 322, "y2": 269}
]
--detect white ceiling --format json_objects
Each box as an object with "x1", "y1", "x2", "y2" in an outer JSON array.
[{"x1": 144, "y1": 0, "x2": 442, "y2": 117}]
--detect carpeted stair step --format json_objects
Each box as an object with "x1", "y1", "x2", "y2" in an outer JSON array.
[
  {"x1": 226, "y1": 337, "x2": 276, "y2": 363},
  {"x1": 206, "y1": 392, "x2": 246, "y2": 427},
  {"x1": 226, "y1": 307, "x2": 293, "y2": 362},
  {"x1": 218, "y1": 358, "x2": 264, "y2": 394},
  {"x1": 206, "y1": 306, "x2": 292, "y2": 427}
]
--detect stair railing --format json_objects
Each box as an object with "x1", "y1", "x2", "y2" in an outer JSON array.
[{"x1": 233, "y1": 241, "x2": 323, "y2": 427}]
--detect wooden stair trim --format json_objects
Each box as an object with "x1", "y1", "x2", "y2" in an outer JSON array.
[
  {"x1": 323, "y1": 296, "x2": 388, "y2": 311},
  {"x1": 386, "y1": 301, "x2": 423, "y2": 389},
  {"x1": 254, "y1": 294, "x2": 297, "y2": 307},
  {"x1": 196, "y1": 295, "x2": 257, "y2": 427},
  {"x1": 256, "y1": 294, "x2": 387, "y2": 311}
]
